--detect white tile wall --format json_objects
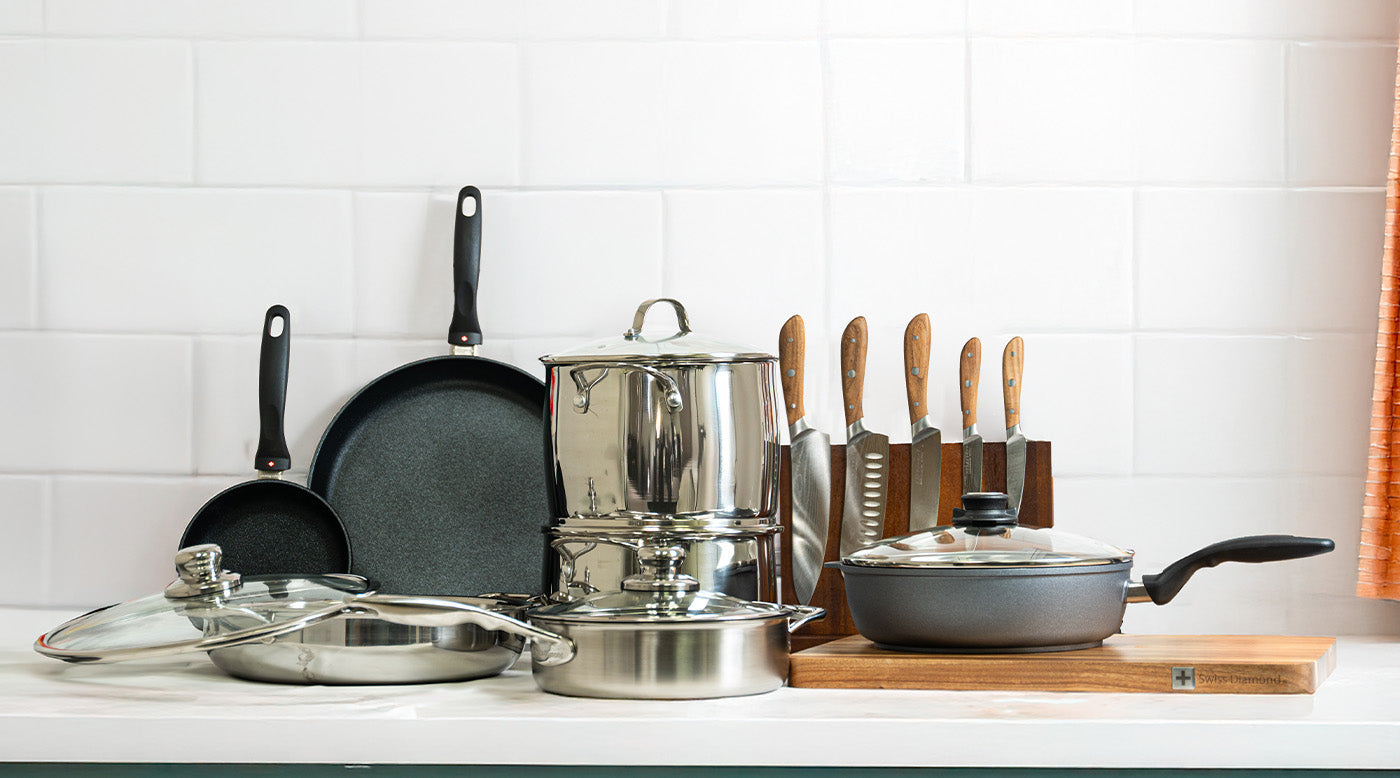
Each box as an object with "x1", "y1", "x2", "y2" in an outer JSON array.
[{"x1": 2, "y1": 2, "x2": 1397, "y2": 635}]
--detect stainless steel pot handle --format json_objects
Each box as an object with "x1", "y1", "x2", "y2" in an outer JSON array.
[
  {"x1": 569, "y1": 362, "x2": 684, "y2": 414},
  {"x1": 625, "y1": 298, "x2": 691, "y2": 339},
  {"x1": 354, "y1": 594, "x2": 576, "y2": 666},
  {"x1": 785, "y1": 605, "x2": 826, "y2": 633}
]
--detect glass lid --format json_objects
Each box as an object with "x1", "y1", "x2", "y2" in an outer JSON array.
[
  {"x1": 35, "y1": 545, "x2": 372, "y2": 662},
  {"x1": 843, "y1": 493, "x2": 1134, "y2": 568},
  {"x1": 529, "y1": 546, "x2": 787, "y2": 623},
  {"x1": 540, "y1": 298, "x2": 774, "y2": 364}
]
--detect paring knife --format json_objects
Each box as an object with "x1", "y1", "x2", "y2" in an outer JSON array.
[
  {"x1": 904, "y1": 314, "x2": 941, "y2": 531},
  {"x1": 839, "y1": 317, "x2": 889, "y2": 557},
  {"x1": 1003, "y1": 336, "x2": 1028, "y2": 514},
  {"x1": 779, "y1": 315, "x2": 831, "y2": 606},
  {"x1": 959, "y1": 337, "x2": 983, "y2": 497}
]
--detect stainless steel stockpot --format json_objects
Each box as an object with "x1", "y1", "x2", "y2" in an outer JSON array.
[
  {"x1": 540, "y1": 298, "x2": 780, "y2": 522},
  {"x1": 35, "y1": 545, "x2": 575, "y2": 685},
  {"x1": 527, "y1": 545, "x2": 824, "y2": 699},
  {"x1": 546, "y1": 520, "x2": 781, "y2": 603}
]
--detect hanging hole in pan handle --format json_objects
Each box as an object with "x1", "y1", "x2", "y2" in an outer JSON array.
[{"x1": 625, "y1": 298, "x2": 691, "y2": 340}]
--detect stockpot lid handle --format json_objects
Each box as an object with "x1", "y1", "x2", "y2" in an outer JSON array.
[
  {"x1": 622, "y1": 545, "x2": 700, "y2": 593},
  {"x1": 625, "y1": 299, "x2": 691, "y2": 341},
  {"x1": 165, "y1": 544, "x2": 242, "y2": 599}
]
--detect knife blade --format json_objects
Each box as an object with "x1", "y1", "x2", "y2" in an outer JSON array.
[
  {"x1": 904, "y1": 313, "x2": 941, "y2": 531},
  {"x1": 840, "y1": 316, "x2": 889, "y2": 557},
  {"x1": 959, "y1": 337, "x2": 983, "y2": 497},
  {"x1": 1003, "y1": 336, "x2": 1028, "y2": 514},
  {"x1": 779, "y1": 314, "x2": 831, "y2": 606}
]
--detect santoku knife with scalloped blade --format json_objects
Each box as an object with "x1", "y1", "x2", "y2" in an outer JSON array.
[
  {"x1": 959, "y1": 337, "x2": 983, "y2": 497},
  {"x1": 840, "y1": 317, "x2": 889, "y2": 556},
  {"x1": 905, "y1": 314, "x2": 941, "y2": 531},
  {"x1": 779, "y1": 315, "x2": 830, "y2": 606}
]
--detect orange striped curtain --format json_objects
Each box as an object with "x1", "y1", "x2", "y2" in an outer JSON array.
[{"x1": 1360, "y1": 45, "x2": 1400, "y2": 601}]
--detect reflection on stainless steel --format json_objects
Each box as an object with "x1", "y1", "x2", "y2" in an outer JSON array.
[{"x1": 546, "y1": 523, "x2": 780, "y2": 603}]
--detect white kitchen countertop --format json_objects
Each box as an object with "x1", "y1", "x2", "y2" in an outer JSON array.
[{"x1": 2, "y1": 607, "x2": 1397, "y2": 769}]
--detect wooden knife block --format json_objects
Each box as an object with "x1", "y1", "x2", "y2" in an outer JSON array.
[{"x1": 778, "y1": 440, "x2": 1053, "y2": 650}]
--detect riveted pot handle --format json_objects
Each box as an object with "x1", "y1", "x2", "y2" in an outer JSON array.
[
  {"x1": 354, "y1": 594, "x2": 576, "y2": 666},
  {"x1": 785, "y1": 605, "x2": 826, "y2": 633},
  {"x1": 568, "y1": 362, "x2": 684, "y2": 414},
  {"x1": 626, "y1": 298, "x2": 691, "y2": 340}
]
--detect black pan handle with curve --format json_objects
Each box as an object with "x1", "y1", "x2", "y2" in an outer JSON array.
[
  {"x1": 450, "y1": 185, "x2": 482, "y2": 350},
  {"x1": 180, "y1": 305, "x2": 351, "y2": 576},
  {"x1": 1136, "y1": 534, "x2": 1335, "y2": 605}
]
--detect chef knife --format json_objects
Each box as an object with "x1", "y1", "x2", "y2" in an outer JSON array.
[
  {"x1": 1002, "y1": 336, "x2": 1028, "y2": 514},
  {"x1": 779, "y1": 314, "x2": 831, "y2": 606},
  {"x1": 959, "y1": 337, "x2": 983, "y2": 497},
  {"x1": 840, "y1": 317, "x2": 889, "y2": 557},
  {"x1": 904, "y1": 314, "x2": 941, "y2": 531}
]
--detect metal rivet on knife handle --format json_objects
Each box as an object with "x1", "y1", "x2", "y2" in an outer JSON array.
[
  {"x1": 904, "y1": 314, "x2": 931, "y2": 425},
  {"x1": 960, "y1": 337, "x2": 981, "y2": 429},
  {"x1": 1003, "y1": 336, "x2": 1024, "y2": 430},
  {"x1": 841, "y1": 317, "x2": 869, "y2": 428},
  {"x1": 779, "y1": 315, "x2": 806, "y2": 428}
]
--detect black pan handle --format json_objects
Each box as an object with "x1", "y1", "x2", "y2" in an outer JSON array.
[
  {"x1": 1141, "y1": 534, "x2": 1334, "y2": 605},
  {"x1": 255, "y1": 305, "x2": 292, "y2": 474},
  {"x1": 449, "y1": 185, "x2": 483, "y2": 349}
]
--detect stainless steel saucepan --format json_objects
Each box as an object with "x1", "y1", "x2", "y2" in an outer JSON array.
[
  {"x1": 35, "y1": 545, "x2": 574, "y2": 684},
  {"x1": 827, "y1": 492, "x2": 1335, "y2": 653}
]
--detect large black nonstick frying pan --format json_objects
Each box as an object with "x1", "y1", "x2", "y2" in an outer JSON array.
[
  {"x1": 181, "y1": 305, "x2": 351, "y2": 575},
  {"x1": 307, "y1": 186, "x2": 549, "y2": 597}
]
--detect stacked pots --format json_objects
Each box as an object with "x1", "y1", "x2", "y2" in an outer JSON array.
[{"x1": 539, "y1": 298, "x2": 783, "y2": 603}]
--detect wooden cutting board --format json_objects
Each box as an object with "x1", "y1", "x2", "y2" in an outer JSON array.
[{"x1": 788, "y1": 634, "x2": 1337, "y2": 694}]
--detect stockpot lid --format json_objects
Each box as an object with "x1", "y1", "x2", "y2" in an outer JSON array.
[
  {"x1": 34, "y1": 544, "x2": 376, "y2": 662},
  {"x1": 540, "y1": 298, "x2": 775, "y2": 365},
  {"x1": 528, "y1": 545, "x2": 791, "y2": 624},
  {"x1": 842, "y1": 492, "x2": 1134, "y2": 569}
]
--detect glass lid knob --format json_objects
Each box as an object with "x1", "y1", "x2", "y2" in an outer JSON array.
[
  {"x1": 622, "y1": 545, "x2": 700, "y2": 593},
  {"x1": 163, "y1": 544, "x2": 242, "y2": 599}
]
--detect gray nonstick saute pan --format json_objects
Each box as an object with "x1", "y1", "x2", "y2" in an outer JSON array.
[
  {"x1": 307, "y1": 186, "x2": 550, "y2": 597},
  {"x1": 35, "y1": 544, "x2": 574, "y2": 685},
  {"x1": 827, "y1": 492, "x2": 1335, "y2": 653},
  {"x1": 180, "y1": 305, "x2": 351, "y2": 576}
]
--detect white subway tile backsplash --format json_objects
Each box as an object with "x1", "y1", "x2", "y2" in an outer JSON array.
[
  {"x1": 354, "y1": 191, "x2": 457, "y2": 338},
  {"x1": 970, "y1": 39, "x2": 1135, "y2": 182},
  {"x1": 361, "y1": 1, "x2": 522, "y2": 40},
  {"x1": 826, "y1": 0, "x2": 964, "y2": 37},
  {"x1": 0, "y1": 334, "x2": 192, "y2": 473},
  {"x1": 1134, "y1": 335, "x2": 1292, "y2": 475},
  {"x1": 1019, "y1": 335, "x2": 1134, "y2": 476},
  {"x1": 0, "y1": 477, "x2": 46, "y2": 605},
  {"x1": 1137, "y1": 189, "x2": 1293, "y2": 331},
  {"x1": 1289, "y1": 190, "x2": 1386, "y2": 332},
  {"x1": 828, "y1": 39, "x2": 965, "y2": 183},
  {"x1": 1285, "y1": 334, "x2": 1375, "y2": 476},
  {"x1": 663, "y1": 188, "x2": 823, "y2": 350},
  {"x1": 193, "y1": 336, "x2": 357, "y2": 476},
  {"x1": 40, "y1": 188, "x2": 354, "y2": 335},
  {"x1": 0, "y1": 41, "x2": 192, "y2": 184},
  {"x1": 971, "y1": 0, "x2": 1133, "y2": 35},
  {"x1": 481, "y1": 191, "x2": 663, "y2": 338},
  {"x1": 0, "y1": 0, "x2": 41, "y2": 34},
  {"x1": 360, "y1": 43, "x2": 519, "y2": 186},
  {"x1": 0, "y1": 187, "x2": 35, "y2": 328},
  {"x1": 1288, "y1": 43, "x2": 1396, "y2": 187},
  {"x1": 523, "y1": 0, "x2": 667, "y2": 40},
  {"x1": 1135, "y1": 0, "x2": 1400, "y2": 40},
  {"x1": 197, "y1": 43, "x2": 360, "y2": 185},
  {"x1": 45, "y1": 0, "x2": 357, "y2": 38},
  {"x1": 661, "y1": 42, "x2": 823, "y2": 185},
  {"x1": 669, "y1": 0, "x2": 819, "y2": 39},
  {"x1": 970, "y1": 188, "x2": 1134, "y2": 331},
  {"x1": 49, "y1": 476, "x2": 225, "y2": 606},
  {"x1": 1285, "y1": 0, "x2": 1400, "y2": 41},
  {"x1": 1134, "y1": 41, "x2": 1285, "y2": 183},
  {"x1": 522, "y1": 43, "x2": 664, "y2": 185}
]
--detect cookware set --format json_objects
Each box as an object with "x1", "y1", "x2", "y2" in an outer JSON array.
[{"x1": 33, "y1": 191, "x2": 1336, "y2": 697}]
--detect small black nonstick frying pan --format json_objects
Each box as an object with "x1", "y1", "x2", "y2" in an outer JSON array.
[
  {"x1": 307, "y1": 186, "x2": 549, "y2": 597},
  {"x1": 180, "y1": 305, "x2": 351, "y2": 576}
]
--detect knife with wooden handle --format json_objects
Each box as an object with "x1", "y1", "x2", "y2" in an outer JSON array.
[
  {"x1": 905, "y1": 314, "x2": 941, "y2": 531},
  {"x1": 1002, "y1": 336, "x2": 1028, "y2": 514},
  {"x1": 960, "y1": 337, "x2": 983, "y2": 497},
  {"x1": 780, "y1": 315, "x2": 831, "y2": 606},
  {"x1": 840, "y1": 317, "x2": 889, "y2": 557}
]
